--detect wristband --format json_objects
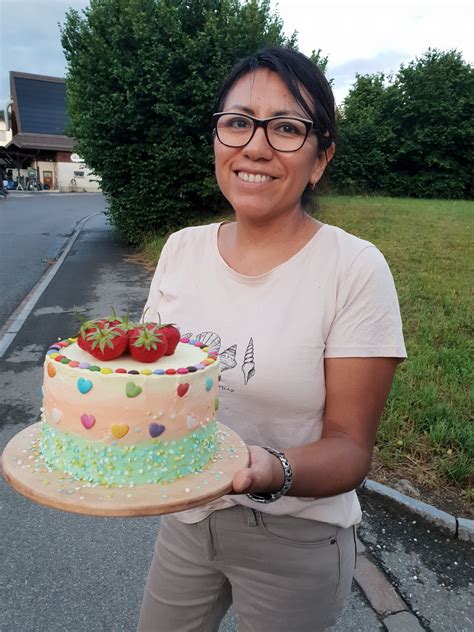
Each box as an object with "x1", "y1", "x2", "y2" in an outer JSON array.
[{"x1": 246, "y1": 446, "x2": 293, "y2": 504}]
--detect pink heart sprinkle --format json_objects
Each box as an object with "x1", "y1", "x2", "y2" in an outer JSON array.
[{"x1": 81, "y1": 413, "x2": 96, "y2": 429}]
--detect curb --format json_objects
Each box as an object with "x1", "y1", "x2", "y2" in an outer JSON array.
[
  {"x1": 361, "y1": 479, "x2": 474, "y2": 542},
  {"x1": 354, "y1": 553, "x2": 426, "y2": 630}
]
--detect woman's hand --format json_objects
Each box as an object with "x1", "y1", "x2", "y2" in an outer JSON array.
[{"x1": 232, "y1": 445, "x2": 285, "y2": 494}]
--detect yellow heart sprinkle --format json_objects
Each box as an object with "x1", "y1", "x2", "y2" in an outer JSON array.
[
  {"x1": 49, "y1": 353, "x2": 59, "y2": 360},
  {"x1": 111, "y1": 424, "x2": 129, "y2": 439},
  {"x1": 140, "y1": 369, "x2": 152, "y2": 375},
  {"x1": 100, "y1": 368, "x2": 113, "y2": 374}
]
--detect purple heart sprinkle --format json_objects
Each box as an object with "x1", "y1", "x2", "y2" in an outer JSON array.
[
  {"x1": 78, "y1": 362, "x2": 90, "y2": 369},
  {"x1": 149, "y1": 423, "x2": 165, "y2": 438}
]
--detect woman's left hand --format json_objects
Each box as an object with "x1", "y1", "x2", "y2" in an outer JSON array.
[{"x1": 231, "y1": 445, "x2": 285, "y2": 494}]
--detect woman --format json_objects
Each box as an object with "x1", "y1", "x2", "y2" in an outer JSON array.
[{"x1": 138, "y1": 46, "x2": 406, "y2": 631}]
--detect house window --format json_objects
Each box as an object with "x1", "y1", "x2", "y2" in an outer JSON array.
[{"x1": 74, "y1": 171, "x2": 85, "y2": 177}]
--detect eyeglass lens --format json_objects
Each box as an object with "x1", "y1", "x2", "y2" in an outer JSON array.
[{"x1": 215, "y1": 114, "x2": 309, "y2": 151}]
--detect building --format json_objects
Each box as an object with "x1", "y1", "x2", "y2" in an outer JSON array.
[{"x1": 1, "y1": 71, "x2": 100, "y2": 192}]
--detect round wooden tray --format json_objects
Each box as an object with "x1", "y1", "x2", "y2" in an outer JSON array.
[{"x1": 1, "y1": 422, "x2": 249, "y2": 517}]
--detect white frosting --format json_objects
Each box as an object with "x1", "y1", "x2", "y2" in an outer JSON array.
[{"x1": 66, "y1": 341, "x2": 205, "y2": 369}]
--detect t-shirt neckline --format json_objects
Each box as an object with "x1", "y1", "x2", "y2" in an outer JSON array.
[{"x1": 212, "y1": 221, "x2": 330, "y2": 283}]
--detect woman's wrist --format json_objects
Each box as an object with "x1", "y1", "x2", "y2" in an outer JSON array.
[
  {"x1": 246, "y1": 447, "x2": 293, "y2": 504},
  {"x1": 269, "y1": 450, "x2": 286, "y2": 492}
]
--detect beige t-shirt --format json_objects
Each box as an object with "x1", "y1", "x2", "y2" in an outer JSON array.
[{"x1": 144, "y1": 222, "x2": 407, "y2": 526}]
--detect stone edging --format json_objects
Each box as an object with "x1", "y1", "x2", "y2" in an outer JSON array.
[{"x1": 360, "y1": 479, "x2": 474, "y2": 543}]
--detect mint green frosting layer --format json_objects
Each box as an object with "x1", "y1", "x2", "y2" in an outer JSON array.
[{"x1": 39, "y1": 420, "x2": 218, "y2": 487}]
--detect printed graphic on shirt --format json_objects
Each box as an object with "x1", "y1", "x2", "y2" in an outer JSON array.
[
  {"x1": 242, "y1": 337, "x2": 255, "y2": 385},
  {"x1": 220, "y1": 345, "x2": 237, "y2": 371},
  {"x1": 184, "y1": 331, "x2": 256, "y2": 386}
]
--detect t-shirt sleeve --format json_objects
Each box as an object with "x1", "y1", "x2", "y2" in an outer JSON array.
[
  {"x1": 142, "y1": 235, "x2": 173, "y2": 323},
  {"x1": 325, "y1": 246, "x2": 407, "y2": 358}
]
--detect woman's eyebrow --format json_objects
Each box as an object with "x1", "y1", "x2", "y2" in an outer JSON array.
[{"x1": 225, "y1": 104, "x2": 307, "y2": 118}]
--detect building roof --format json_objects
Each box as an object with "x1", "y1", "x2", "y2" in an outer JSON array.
[
  {"x1": 6, "y1": 132, "x2": 75, "y2": 151},
  {"x1": 6, "y1": 71, "x2": 74, "y2": 152}
]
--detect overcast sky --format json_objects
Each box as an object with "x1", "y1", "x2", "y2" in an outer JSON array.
[{"x1": 0, "y1": 0, "x2": 472, "y2": 108}]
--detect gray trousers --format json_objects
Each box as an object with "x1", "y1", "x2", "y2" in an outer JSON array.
[{"x1": 138, "y1": 505, "x2": 356, "y2": 632}]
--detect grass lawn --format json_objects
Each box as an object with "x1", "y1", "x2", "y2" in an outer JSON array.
[{"x1": 141, "y1": 195, "x2": 473, "y2": 514}]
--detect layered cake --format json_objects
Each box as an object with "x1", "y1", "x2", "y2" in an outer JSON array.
[{"x1": 40, "y1": 332, "x2": 220, "y2": 487}]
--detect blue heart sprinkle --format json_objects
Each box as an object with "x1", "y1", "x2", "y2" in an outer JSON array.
[
  {"x1": 149, "y1": 423, "x2": 166, "y2": 438},
  {"x1": 77, "y1": 377, "x2": 93, "y2": 394},
  {"x1": 205, "y1": 378, "x2": 213, "y2": 391}
]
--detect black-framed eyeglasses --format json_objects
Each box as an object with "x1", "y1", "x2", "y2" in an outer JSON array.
[{"x1": 212, "y1": 112, "x2": 315, "y2": 152}]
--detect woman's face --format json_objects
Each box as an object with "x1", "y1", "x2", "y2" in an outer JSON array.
[{"x1": 214, "y1": 69, "x2": 329, "y2": 223}]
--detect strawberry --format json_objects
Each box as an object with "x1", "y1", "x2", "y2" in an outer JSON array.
[
  {"x1": 128, "y1": 324, "x2": 168, "y2": 363},
  {"x1": 77, "y1": 318, "x2": 100, "y2": 351},
  {"x1": 101, "y1": 308, "x2": 134, "y2": 331},
  {"x1": 81, "y1": 323, "x2": 128, "y2": 360},
  {"x1": 159, "y1": 324, "x2": 180, "y2": 356}
]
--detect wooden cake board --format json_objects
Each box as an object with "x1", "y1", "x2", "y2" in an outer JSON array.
[{"x1": 1, "y1": 422, "x2": 249, "y2": 517}]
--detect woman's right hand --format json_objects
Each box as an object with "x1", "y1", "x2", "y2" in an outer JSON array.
[{"x1": 231, "y1": 445, "x2": 285, "y2": 495}]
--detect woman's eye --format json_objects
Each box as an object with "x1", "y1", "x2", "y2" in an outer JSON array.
[
  {"x1": 276, "y1": 122, "x2": 302, "y2": 135},
  {"x1": 228, "y1": 117, "x2": 251, "y2": 129}
]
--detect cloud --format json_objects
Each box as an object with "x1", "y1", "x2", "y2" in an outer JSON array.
[
  {"x1": 328, "y1": 50, "x2": 412, "y2": 89},
  {"x1": 0, "y1": 0, "x2": 89, "y2": 103}
]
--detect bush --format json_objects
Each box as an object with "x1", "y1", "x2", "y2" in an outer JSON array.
[{"x1": 331, "y1": 49, "x2": 474, "y2": 199}]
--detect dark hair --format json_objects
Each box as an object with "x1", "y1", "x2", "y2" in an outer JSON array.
[{"x1": 214, "y1": 46, "x2": 336, "y2": 206}]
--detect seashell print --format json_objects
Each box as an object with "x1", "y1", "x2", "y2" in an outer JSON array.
[
  {"x1": 219, "y1": 344, "x2": 237, "y2": 371},
  {"x1": 242, "y1": 337, "x2": 255, "y2": 385},
  {"x1": 195, "y1": 331, "x2": 222, "y2": 354}
]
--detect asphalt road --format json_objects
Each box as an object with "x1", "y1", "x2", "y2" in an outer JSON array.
[
  {"x1": 1, "y1": 197, "x2": 472, "y2": 631},
  {"x1": 0, "y1": 192, "x2": 107, "y2": 327}
]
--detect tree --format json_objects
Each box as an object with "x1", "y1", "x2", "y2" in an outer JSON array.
[
  {"x1": 61, "y1": 0, "x2": 296, "y2": 243},
  {"x1": 389, "y1": 49, "x2": 473, "y2": 199},
  {"x1": 310, "y1": 48, "x2": 330, "y2": 80},
  {"x1": 330, "y1": 73, "x2": 396, "y2": 194},
  {"x1": 331, "y1": 49, "x2": 473, "y2": 199}
]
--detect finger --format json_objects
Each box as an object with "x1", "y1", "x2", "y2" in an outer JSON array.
[{"x1": 232, "y1": 467, "x2": 253, "y2": 493}]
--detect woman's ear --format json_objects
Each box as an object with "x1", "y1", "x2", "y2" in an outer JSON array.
[
  {"x1": 325, "y1": 142, "x2": 336, "y2": 163},
  {"x1": 310, "y1": 142, "x2": 336, "y2": 186}
]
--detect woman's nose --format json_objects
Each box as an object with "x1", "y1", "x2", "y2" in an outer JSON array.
[{"x1": 242, "y1": 126, "x2": 273, "y2": 160}]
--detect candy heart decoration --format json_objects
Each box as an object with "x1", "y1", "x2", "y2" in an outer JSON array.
[
  {"x1": 187, "y1": 415, "x2": 199, "y2": 430},
  {"x1": 126, "y1": 382, "x2": 142, "y2": 398},
  {"x1": 51, "y1": 408, "x2": 62, "y2": 424},
  {"x1": 111, "y1": 424, "x2": 129, "y2": 439},
  {"x1": 81, "y1": 413, "x2": 96, "y2": 430},
  {"x1": 77, "y1": 378, "x2": 93, "y2": 394},
  {"x1": 149, "y1": 423, "x2": 166, "y2": 438},
  {"x1": 177, "y1": 383, "x2": 189, "y2": 397},
  {"x1": 205, "y1": 378, "x2": 213, "y2": 391},
  {"x1": 47, "y1": 364, "x2": 56, "y2": 378}
]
